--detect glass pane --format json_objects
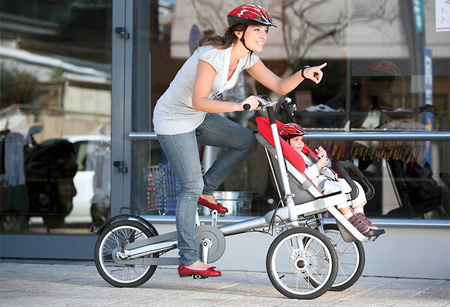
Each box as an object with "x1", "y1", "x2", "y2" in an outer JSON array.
[
  {"x1": 140, "y1": 0, "x2": 449, "y2": 219},
  {"x1": 0, "y1": 1, "x2": 112, "y2": 233},
  {"x1": 304, "y1": 139, "x2": 450, "y2": 219}
]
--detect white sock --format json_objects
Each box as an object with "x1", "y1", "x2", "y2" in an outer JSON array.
[
  {"x1": 353, "y1": 207, "x2": 364, "y2": 214},
  {"x1": 344, "y1": 211, "x2": 353, "y2": 219}
]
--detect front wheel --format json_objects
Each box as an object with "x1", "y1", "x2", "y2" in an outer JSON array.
[
  {"x1": 266, "y1": 227, "x2": 338, "y2": 300},
  {"x1": 94, "y1": 220, "x2": 158, "y2": 287}
]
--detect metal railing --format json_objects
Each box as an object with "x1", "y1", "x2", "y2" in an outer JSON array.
[
  {"x1": 129, "y1": 130, "x2": 450, "y2": 226},
  {"x1": 128, "y1": 131, "x2": 450, "y2": 142}
]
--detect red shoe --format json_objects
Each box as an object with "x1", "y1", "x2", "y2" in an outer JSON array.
[
  {"x1": 198, "y1": 196, "x2": 228, "y2": 213},
  {"x1": 178, "y1": 265, "x2": 222, "y2": 278}
]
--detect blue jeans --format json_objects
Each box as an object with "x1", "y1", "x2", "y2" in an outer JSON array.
[{"x1": 157, "y1": 113, "x2": 258, "y2": 266}]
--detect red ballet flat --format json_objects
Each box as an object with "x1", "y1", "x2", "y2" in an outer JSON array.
[
  {"x1": 178, "y1": 265, "x2": 222, "y2": 278},
  {"x1": 198, "y1": 196, "x2": 228, "y2": 213}
]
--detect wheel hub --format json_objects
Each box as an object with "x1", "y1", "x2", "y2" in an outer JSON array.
[{"x1": 291, "y1": 249, "x2": 317, "y2": 277}]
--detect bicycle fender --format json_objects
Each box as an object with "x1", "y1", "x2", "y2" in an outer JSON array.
[{"x1": 94, "y1": 214, "x2": 158, "y2": 236}]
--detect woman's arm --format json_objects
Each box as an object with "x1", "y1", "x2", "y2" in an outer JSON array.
[
  {"x1": 192, "y1": 60, "x2": 263, "y2": 112},
  {"x1": 247, "y1": 60, "x2": 327, "y2": 95}
]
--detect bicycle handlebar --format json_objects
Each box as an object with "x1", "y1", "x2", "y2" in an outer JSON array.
[
  {"x1": 334, "y1": 161, "x2": 375, "y2": 201},
  {"x1": 243, "y1": 95, "x2": 278, "y2": 111}
]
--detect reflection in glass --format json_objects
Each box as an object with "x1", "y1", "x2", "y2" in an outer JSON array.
[
  {"x1": 142, "y1": 1, "x2": 449, "y2": 220},
  {"x1": 0, "y1": 1, "x2": 112, "y2": 233},
  {"x1": 304, "y1": 139, "x2": 450, "y2": 219}
]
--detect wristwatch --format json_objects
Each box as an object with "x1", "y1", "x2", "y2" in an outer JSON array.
[{"x1": 301, "y1": 66, "x2": 310, "y2": 79}]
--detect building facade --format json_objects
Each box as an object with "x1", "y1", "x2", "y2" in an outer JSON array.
[{"x1": 1, "y1": 1, "x2": 449, "y2": 278}]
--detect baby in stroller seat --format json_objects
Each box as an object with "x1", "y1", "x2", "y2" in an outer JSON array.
[{"x1": 279, "y1": 122, "x2": 379, "y2": 234}]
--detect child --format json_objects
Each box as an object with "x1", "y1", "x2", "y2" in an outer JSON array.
[{"x1": 279, "y1": 123, "x2": 378, "y2": 234}]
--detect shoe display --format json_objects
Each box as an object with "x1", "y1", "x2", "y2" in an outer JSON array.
[
  {"x1": 348, "y1": 213, "x2": 370, "y2": 234},
  {"x1": 198, "y1": 196, "x2": 229, "y2": 213},
  {"x1": 178, "y1": 265, "x2": 222, "y2": 278}
]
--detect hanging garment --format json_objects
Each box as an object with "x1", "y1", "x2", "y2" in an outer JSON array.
[{"x1": 4, "y1": 132, "x2": 26, "y2": 187}]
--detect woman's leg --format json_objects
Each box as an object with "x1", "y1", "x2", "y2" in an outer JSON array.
[
  {"x1": 196, "y1": 113, "x2": 258, "y2": 195},
  {"x1": 157, "y1": 132, "x2": 204, "y2": 266}
]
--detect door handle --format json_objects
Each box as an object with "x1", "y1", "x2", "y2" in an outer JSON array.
[{"x1": 113, "y1": 161, "x2": 128, "y2": 174}]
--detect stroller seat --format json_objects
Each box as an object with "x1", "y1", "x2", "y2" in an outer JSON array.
[
  {"x1": 255, "y1": 116, "x2": 384, "y2": 242},
  {"x1": 255, "y1": 116, "x2": 338, "y2": 204}
]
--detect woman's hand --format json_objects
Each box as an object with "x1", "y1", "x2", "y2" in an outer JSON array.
[
  {"x1": 241, "y1": 95, "x2": 265, "y2": 111},
  {"x1": 302, "y1": 63, "x2": 327, "y2": 84}
]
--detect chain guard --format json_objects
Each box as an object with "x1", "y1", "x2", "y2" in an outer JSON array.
[{"x1": 194, "y1": 225, "x2": 226, "y2": 263}]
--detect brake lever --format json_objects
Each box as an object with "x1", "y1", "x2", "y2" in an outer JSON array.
[
  {"x1": 260, "y1": 99, "x2": 277, "y2": 110},
  {"x1": 243, "y1": 96, "x2": 277, "y2": 111}
]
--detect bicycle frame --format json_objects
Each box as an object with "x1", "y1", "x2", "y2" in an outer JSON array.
[{"x1": 108, "y1": 102, "x2": 380, "y2": 266}]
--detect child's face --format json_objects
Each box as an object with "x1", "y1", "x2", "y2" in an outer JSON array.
[{"x1": 289, "y1": 136, "x2": 305, "y2": 154}]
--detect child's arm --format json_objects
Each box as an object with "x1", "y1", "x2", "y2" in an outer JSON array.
[
  {"x1": 315, "y1": 146, "x2": 329, "y2": 169},
  {"x1": 301, "y1": 152, "x2": 321, "y2": 179}
]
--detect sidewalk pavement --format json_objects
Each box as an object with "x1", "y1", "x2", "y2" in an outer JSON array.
[{"x1": 0, "y1": 260, "x2": 449, "y2": 307}]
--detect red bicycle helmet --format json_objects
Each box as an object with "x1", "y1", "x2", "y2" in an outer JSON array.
[
  {"x1": 227, "y1": 4, "x2": 276, "y2": 28},
  {"x1": 279, "y1": 123, "x2": 305, "y2": 139}
]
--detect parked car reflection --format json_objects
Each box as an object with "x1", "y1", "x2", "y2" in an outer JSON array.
[
  {"x1": 30, "y1": 135, "x2": 111, "y2": 227},
  {"x1": 65, "y1": 135, "x2": 111, "y2": 226}
]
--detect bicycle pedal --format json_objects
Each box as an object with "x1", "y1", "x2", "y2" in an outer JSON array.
[
  {"x1": 193, "y1": 274, "x2": 208, "y2": 279},
  {"x1": 219, "y1": 212, "x2": 226, "y2": 217}
]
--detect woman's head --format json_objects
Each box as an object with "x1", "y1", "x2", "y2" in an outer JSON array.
[
  {"x1": 197, "y1": 4, "x2": 276, "y2": 51},
  {"x1": 227, "y1": 4, "x2": 276, "y2": 53},
  {"x1": 227, "y1": 4, "x2": 276, "y2": 28},
  {"x1": 279, "y1": 123, "x2": 306, "y2": 153}
]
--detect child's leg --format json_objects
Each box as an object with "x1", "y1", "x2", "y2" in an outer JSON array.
[
  {"x1": 322, "y1": 180, "x2": 353, "y2": 219},
  {"x1": 349, "y1": 182, "x2": 378, "y2": 229},
  {"x1": 338, "y1": 206, "x2": 353, "y2": 219},
  {"x1": 334, "y1": 179, "x2": 377, "y2": 232}
]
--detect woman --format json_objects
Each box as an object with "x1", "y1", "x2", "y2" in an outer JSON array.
[{"x1": 153, "y1": 4, "x2": 327, "y2": 278}]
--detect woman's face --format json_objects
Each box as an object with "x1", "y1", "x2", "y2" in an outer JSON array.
[
  {"x1": 289, "y1": 136, "x2": 305, "y2": 154},
  {"x1": 240, "y1": 25, "x2": 269, "y2": 52}
]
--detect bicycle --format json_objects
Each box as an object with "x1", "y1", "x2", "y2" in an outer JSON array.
[{"x1": 93, "y1": 98, "x2": 384, "y2": 300}]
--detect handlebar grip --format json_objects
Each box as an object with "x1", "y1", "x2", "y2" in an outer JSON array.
[
  {"x1": 243, "y1": 104, "x2": 251, "y2": 111},
  {"x1": 335, "y1": 161, "x2": 375, "y2": 201}
]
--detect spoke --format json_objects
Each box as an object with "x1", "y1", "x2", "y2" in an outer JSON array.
[
  {"x1": 338, "y1": 264, "x2": 350, "y2": 278},
  {"x1": 339, "y1": 243, "x2": 352, "y2": 254},
  {"x1": 295, "y1": 236, "x2": 305, "y2": 250}
]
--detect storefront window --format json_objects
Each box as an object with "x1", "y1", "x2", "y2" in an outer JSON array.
[
  {"x1": 0, "y1": 1, "x2": 112, "y2": 233},
  {"x1": 139, "y1": 1, "x2": 450, "y2": 220}
]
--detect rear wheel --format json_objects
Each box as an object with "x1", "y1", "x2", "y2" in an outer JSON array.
[
  {"x1": 323, "y1": 224, "x2": 365, "y2": 291},
  {"x1": 94, "y1": 220, "x2": 158, "y2": 287},
  {"x1": 266, "y1": 227, "x2": 338, "y2": 300}
]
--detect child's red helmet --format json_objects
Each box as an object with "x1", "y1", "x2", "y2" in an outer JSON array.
[
  {"x1": 279, "y1": 123, "x2": 305, "y2": 139},
  {"x1": 227, "y1": 4, "x2": 276, "y2": 28}
]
